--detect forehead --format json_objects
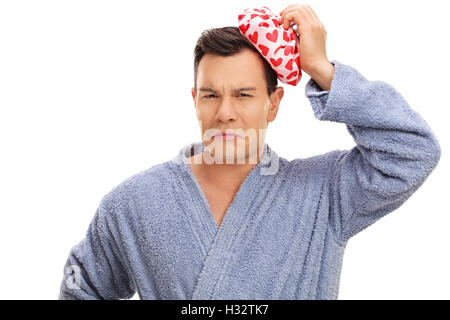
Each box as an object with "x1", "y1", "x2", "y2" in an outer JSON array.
[{"x1": 197, "y1": 49, "x2": 266, "y2": 88}]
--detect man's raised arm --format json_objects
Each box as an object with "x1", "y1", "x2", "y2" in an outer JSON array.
[{"x1": 305, "y1": 59, "x2": 441, "y2": 244}]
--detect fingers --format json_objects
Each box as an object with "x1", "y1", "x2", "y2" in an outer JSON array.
[
  {"x1": 279, "y1": 3, "x2": 298, "y2": 17},
  {"x1": 305, "y1": 6, "x2": 325, "y2": 30},
  {"x1": 303, "y1": 5, "x2": 319, "y2": 23},
  {"x1": 280, "y1": 11, "x2": 300, "y2": 31},
  {"x1": 280, "y1": 6, "x2": 312, "y2": 31},
  {"x1": 279, "y1": 4, "x2": 326, "y2": 33}
]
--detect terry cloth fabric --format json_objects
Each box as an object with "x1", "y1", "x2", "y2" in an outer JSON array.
[
  {"x1": 238, "y1": 6, "x2": 302, "y2": 86},
  {"x1": 58, "y1": 60, "x2": 441, "y2": 300}
]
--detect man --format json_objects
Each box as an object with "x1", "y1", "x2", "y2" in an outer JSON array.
[{"x1": 59, "y1": 4, "x2": 441, "y2": 299}]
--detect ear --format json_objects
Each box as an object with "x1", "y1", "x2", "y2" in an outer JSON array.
[
  {"x1": 191, "y1": 87, "x2": 196, "y2": 104},
  {"x1": 267, "y1": 86, "x2": 284, "y2": 123}
]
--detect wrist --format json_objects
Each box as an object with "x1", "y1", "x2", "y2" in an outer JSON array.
[{"x1": 308, "y1": 60, "x2": 335, "y2": 91}]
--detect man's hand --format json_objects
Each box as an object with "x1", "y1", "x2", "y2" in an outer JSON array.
[{"x1": 279, "y1": 3, "x2": 334, "y2": 91}]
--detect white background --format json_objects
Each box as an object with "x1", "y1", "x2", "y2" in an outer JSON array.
[{"x1": 0, "y1": 0, "x2": 448, "y2": 299}]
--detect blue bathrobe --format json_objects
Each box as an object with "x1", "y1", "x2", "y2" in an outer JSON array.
[{"x1": 58, "y1": 60, "x2": 441, "y2": 300}]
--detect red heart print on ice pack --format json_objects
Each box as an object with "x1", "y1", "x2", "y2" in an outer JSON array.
[{"x1": 238, "y1": 6, "x2": 302, "y2": 86}]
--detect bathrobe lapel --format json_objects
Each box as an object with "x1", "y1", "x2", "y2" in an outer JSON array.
[{"x1": 172, "y1": 141, "x2": 279, "y2": 299}]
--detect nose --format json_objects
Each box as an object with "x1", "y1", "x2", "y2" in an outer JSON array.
[{"x1": 215, "y1": 97, "x2": 237, "y2": 123}]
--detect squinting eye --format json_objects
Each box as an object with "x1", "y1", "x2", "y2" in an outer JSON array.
[{"x1": 202, "y1": 93, "x2": 251, "y2": 99}]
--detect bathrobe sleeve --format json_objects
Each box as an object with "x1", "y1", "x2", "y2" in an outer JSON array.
[
  {"x1": 58, "y1": 199, "x2": 136, "y2": 300},
  {"x1": 305, "y1": 60, "x2": 441, "y2": 244}
]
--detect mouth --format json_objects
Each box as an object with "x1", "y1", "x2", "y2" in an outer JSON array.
[{"x1": 212, "y1": 131, "x2": 243, "y2": 140}]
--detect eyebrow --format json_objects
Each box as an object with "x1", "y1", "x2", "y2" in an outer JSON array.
[{"x1": 199, "y1": 87, "x2": 257, "y2": 93}]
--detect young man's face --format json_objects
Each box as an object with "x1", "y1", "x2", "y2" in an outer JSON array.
[{"x1": 191, "y1": 48, "x2": 284, "y2": 165}]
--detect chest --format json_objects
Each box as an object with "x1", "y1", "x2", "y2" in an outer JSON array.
[{"x1": 198, "y1": 181, "x2": 237, "y2": 228}]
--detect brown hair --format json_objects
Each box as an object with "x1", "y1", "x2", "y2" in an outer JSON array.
[{"x1": 193, "y1": 26, "x2": 278, "y2": 97}]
